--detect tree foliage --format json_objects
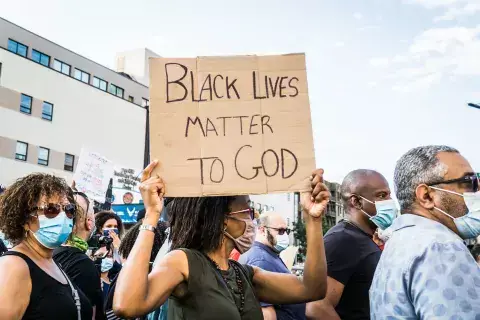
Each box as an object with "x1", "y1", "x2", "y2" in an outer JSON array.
[{"x1": 293, "y1": 216, "x2": 333, "y2": 262}]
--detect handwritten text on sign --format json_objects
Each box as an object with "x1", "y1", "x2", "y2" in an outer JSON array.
[
  {"x1": 149, "y1": 54, "x2": 315, "y2": 196},
  {"x1": 73, "y1": 148, "x2": 114, "y2": 202}
]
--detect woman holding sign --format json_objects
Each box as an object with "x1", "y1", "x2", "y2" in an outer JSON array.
[{"x1": 114, "y1": 160, "x2": 329, "y2": 319}]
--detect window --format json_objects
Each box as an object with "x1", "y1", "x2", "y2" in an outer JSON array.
[
  {"x1": 32, "y1": 49, "x2": 50, "y2": 67},
  {"x1": 15, "y1": 141, "x2": 28, "y2": 161},
  {"x1": 7, "y1": 39, "x2": 28, "y2": 57},
  {"x1": 20, "y1": 94, "x2": 32, "y2": 114},
  {"x1": 64, "y1": 154, "x2": 75, "y2": 171},
  {"x1": 74, "y1": 68, "x2": 90, "y2": 83},
  {"x1": 142, "y1": 98, "x2": 149, "y2": 107},
  {"x1": 108, "y1": 84, "x2": 124, "y2": 98},
  {"x1": 38, "y1": 147, "x2": 49, "y2": 166},
  {"x1": 53, "y1": 59, "x2": 71, "y2": 75},
  {"x1": 128, "y1": 96, "x2": 134, "y2": 103},
  {"x1": 93, "y1": 76, "x2": 107, "y2": 91},
  {"x1": 42, "y1": 102, "x2": 53, "y2": 121}
]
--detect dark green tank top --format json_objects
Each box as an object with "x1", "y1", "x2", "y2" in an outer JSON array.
[{"x1": 167, "y1": 249, "x2": 263, "y2": 320}]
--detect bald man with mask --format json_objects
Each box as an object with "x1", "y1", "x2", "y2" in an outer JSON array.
[
  {"x1": 307, "y1": 169, "x2": 397, "y2": 320},
  {"x1": 240, "y1": 212, "x2": 305, "y2": 320}
]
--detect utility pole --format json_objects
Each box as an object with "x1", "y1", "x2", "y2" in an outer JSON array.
[{"x1": 143, "y1": 104, "x2": 150, "y2": 168}]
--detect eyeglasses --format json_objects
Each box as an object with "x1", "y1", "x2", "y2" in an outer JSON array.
[
  {"x1": 228, "y1": 208, "x2": 255, "y2": 220},
  {"x1": 428, "y1": 174, "x2": 479, "y2": 193},
  {"x1": 30, "y1": 203, "x2": 77, "y2": 219},
  {"x1": 265, "y1": 226, "x2": 291, "y2": 235}
]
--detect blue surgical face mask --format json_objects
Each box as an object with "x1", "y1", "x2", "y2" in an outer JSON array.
[
  {"x1": 359, "y1": 197, "x2": 399, "y2": 230},
  {"x1": 101, "y1": 257, "x2": 114, "y2": 273},
  {"x1": 32, "y1": 212, "x2": 73, "y2": 249},
  {"x1": 274, "y1": 233, "x2": 290, "y2": 252},
  {"x1": 431, "y1": 187, "x2": 480, "y2": 239}
]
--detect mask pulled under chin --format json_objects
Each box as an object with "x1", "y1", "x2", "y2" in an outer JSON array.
[
  {"x1": 101, "y1": 257, "x2": 114, "y2": 273},
  {"x1": 224, "y1": 216, "x2": 256, "y2": 254}
]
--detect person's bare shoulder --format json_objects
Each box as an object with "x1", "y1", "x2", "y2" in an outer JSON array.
[{"x1": 0, "y1": 254, "x2": 32, "y2": 318}]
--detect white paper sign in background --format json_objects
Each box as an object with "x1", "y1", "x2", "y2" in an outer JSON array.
[
  {"x1": 112, "y1": 166, "x2": 142, "y2": 204},
  {"x1": 73, "y1": 148, "x2": 114, "y2": 202}
]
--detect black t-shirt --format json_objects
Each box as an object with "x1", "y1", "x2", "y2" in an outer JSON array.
[
  {"x1": 53, "y1": 246, "x2": 105, "y2": 320},
  {"x1": 324, "y1": 221, "x2": 381, "y2": 320},
  {"x1": 0, "y1": 240, "x2": 7, "y2": 255}
]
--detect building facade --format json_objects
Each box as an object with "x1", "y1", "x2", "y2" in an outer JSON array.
[
  {"x1": 250, "y1": 181, "x2": 345, "y2": 229},
  {"x1": 0, "y1": 17, "x2": 154, "y2": 186}
]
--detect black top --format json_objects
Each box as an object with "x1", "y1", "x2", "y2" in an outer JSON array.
[
  {"x1": 2, "y1": 251, "x2": 93, "y2": 320},
  {"x1": 168, "y1": 249, "x2": 263, "y2": 320},
  {"x1": 0, "y1": 239, "x2": 7, "y2": 255},
  {"x1": 53, "y1": 246, "x2": 105, "y2": 320},
  {"x1": 324, "y1": 221, "x2": 381, "y2": 320}
]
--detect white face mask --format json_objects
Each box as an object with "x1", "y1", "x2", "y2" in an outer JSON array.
[
  {"x1": 431, "y1": 187, "x2": 480, "y2": 239},
  {"x1": 274, "y1": 233, "x2": 290, "y2": 252}
]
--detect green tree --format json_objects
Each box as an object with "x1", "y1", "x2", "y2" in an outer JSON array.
[{"x1": 293, "y1": 216, "x2": 333, "y2": 263}]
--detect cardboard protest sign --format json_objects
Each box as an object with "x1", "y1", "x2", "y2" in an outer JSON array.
[
  {"x1": 112, "y1": 166, "x2": 142, "y2": 205},
  {"x1": 149, "y1": 54, "x2": 315, "y2": 196},
  {"x1": 73, "y1": 148, "x2": 114, "y2": 202}
]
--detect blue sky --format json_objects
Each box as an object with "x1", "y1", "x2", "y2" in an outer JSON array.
[{"x1": 2, "y1": 0, "x2": 479, "y2": 188}]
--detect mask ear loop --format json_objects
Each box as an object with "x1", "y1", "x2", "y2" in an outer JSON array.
[
  {"x1": 429, "y1": 186, "x2": 463, "y2": 220},
  {"x1": 354, "y1": 195, "x2": 374, "y2": 218}
]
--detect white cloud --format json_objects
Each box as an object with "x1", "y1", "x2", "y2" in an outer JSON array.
[
  {"x1": 369, "y1": 57, "x2": 390, "y2": 67},
  {"x1": 406, "y1": 0, "x2": 480, "y2": 22},
  {"x1": 357, "y1": 25, "x2": 380, "y2": 32},
  {"x1": 353, "y1": 12, "x2": 363, "y2": 20},
  {"x1": 383, "y1": 25, "x2": 480, "y2": 92},
  {"x1": 334, "y1": 41, "x2": 346, "y2": 47}
]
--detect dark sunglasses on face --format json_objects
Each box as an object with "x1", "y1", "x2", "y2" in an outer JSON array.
[
  {"x1": 30, "y1": 203, "x2": 77, "y2": 219},
  {"x1": 428, "y1": 173, "x2": 479, "y2": 193},
  {"x1": 265, "y1": 226, "x2": 291, "y2": 235}
]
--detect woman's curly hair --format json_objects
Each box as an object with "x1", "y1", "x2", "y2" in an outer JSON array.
[{"x1": 0, "y1": 173, "x2": 74, "y2": 244}]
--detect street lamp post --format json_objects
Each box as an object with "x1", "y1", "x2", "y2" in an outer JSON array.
[{"x1": 468, "y1": 103, "x2": 480, "y2": 110}]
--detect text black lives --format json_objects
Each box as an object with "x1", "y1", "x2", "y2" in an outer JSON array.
[{"x1": 164, "y1": 63, "x2": 299, "y2": 103}]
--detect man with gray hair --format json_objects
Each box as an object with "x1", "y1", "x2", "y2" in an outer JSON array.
[{"x1": 370, "y1": 145, "x2": 480, "y2": 319}]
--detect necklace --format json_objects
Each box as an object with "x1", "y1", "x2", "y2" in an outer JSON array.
[{"x1": 204, "y1": 254, "x2": 245, "y2": 314}]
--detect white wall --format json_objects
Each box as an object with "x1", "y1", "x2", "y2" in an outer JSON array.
[
  {"x1": 250, "y1": 193, "x2": 296, "y2": 225},
  {"x1": 115, "y1": 48, "x2": 161, "y2": 87},
  {"x1": 0, "y1": 51, "x2": 146, "y2": 184},
  {"x1": 0, "y1": 157, "x2": 72, "y2": 185}
]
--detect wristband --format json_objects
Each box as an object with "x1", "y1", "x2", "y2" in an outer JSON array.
[{"x1": 139, "y1": 224, "x2": 156, "y2": 233}]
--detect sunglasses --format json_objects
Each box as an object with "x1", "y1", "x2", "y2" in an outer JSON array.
[
  {"x1": 428, "y1": 174, "x2": 479, "y2": 193},
  {"x1": 30, "y1": 203, "x2": 77, "y2": 219},
  {"x1": 265, "y1": 226, "x2": 291, "y2": 235},
  {"x1": 228, "y1": 208, "x2": 255, "y2": 220}
]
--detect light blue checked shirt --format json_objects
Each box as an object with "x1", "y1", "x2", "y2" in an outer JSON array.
[{"x1": 370, "y1": 214, "x2": 480, "y2": 319}]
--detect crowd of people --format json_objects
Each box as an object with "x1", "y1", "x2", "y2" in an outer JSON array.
[{"x1": 0, "y1": 144, "x2": 478, "y2": 320}]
